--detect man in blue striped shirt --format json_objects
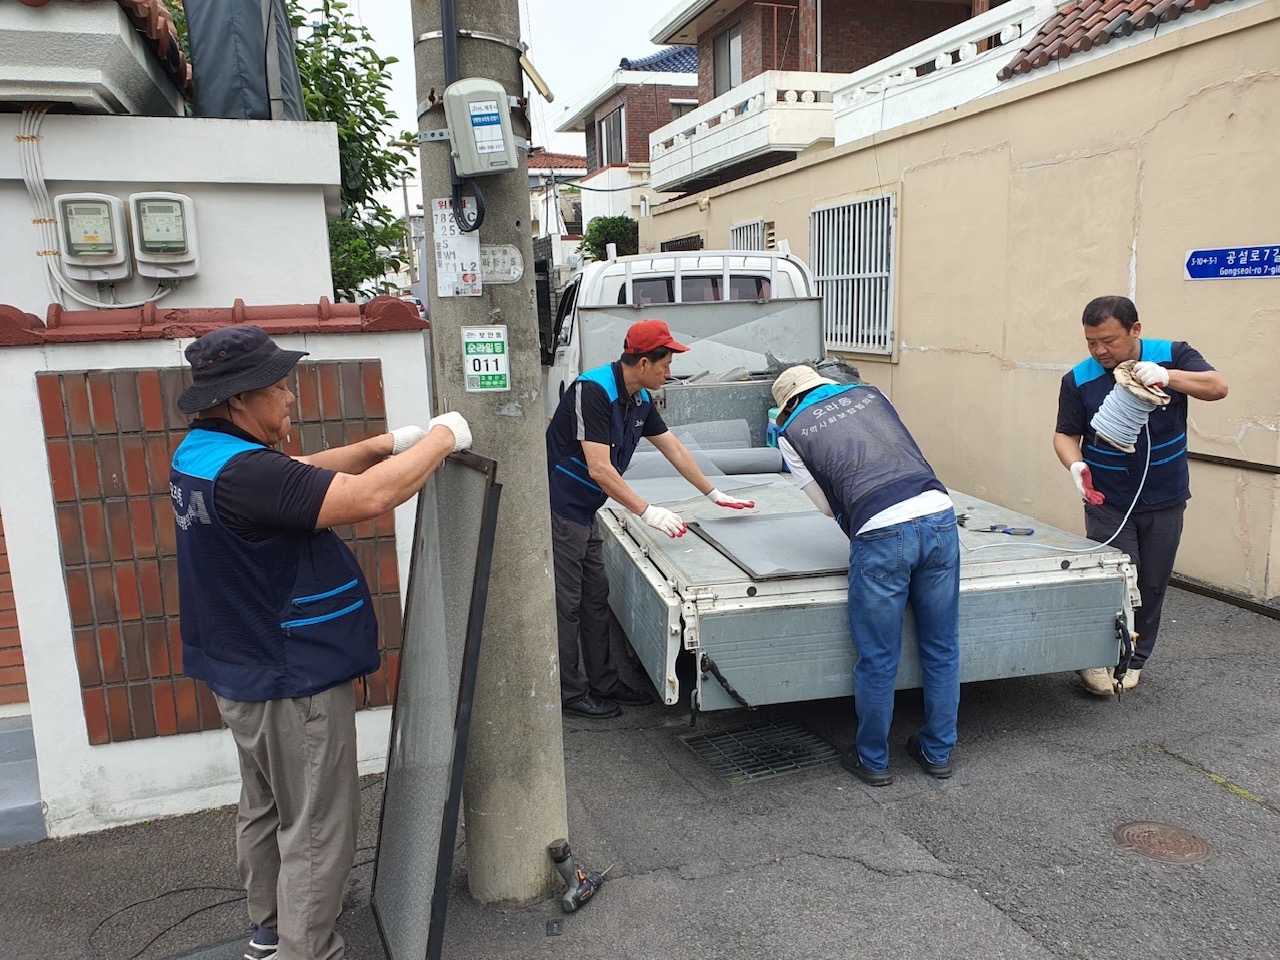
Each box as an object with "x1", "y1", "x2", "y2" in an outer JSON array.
[{"x1": 1053, "y1": 296, "x2": 1227, "y2": 695}]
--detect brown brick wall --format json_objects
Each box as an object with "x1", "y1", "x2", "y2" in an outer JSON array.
[
  {"x1": 818, "y1": 0, "x2": 970, "y2": 74},
  {"x1": 38, "y1": 361, "x2": 401, "y2": 745},
  {"x1": 697, "y1": 0, "x2": 970, "y2": 99},
  {"x1": 584, "y1": 82, "x2": 694, "y2": 172},
  {"x1": 0, "y1": 513, "x2": 27, "y2": 707}
]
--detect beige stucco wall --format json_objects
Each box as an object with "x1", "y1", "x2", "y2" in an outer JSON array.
[{"x1": 643, "y1": 3, "x2": 1280, "y2": 602}]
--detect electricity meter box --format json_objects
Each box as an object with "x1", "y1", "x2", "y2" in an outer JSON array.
[
  {"x1": 442, "y1": 78, "x2": 518, "y2": 177},
  {"x1": 55, "y1": 193, "x2": 132, "y2": 282},
  {"x1": 129, "y1": 192, "x2": 199, "y2": 279}
]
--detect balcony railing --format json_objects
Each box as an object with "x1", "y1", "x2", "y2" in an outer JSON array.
[
  {"x1": 649, "y1": 70, "x2": 837, "y2": 193},
  {"x1": 831, "y1": 0, "x2": 1058, "y2": 146}
]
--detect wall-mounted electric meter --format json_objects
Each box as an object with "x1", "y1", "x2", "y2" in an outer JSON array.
[
  {"x1": 442, "y1": 78, "x2": 518, "y2": 177},
  {"x1": 128, "y1": 192, "x2": 199, "y2": 279},
  {"x1": 54, "y1": 193, "x2": 132, "y2": 282}
]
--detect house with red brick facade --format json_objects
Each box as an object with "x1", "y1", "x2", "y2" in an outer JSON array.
[
  {"x1": 554, "y1": 45, "x2": 698, "y2": 227},
  {"x1": 646, "y1": 0, "x2": 1025, "y2": 196}
]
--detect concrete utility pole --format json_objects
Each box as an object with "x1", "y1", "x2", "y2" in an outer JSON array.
[{"x1": 409, "y1": 0, "x2": 567, "y2": 904}]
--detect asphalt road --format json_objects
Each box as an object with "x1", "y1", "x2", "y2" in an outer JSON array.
[{"x1": 3, "y1": 587, "x2": 1277, "y2": 960}]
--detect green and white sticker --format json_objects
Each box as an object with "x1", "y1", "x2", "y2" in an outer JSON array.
[{"x1": 462, "y1": 325, "x2": 509, "y2": 392}]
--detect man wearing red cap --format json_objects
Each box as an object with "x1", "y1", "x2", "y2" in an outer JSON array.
[{"x1": 546, "y1": 318, "x2": 755, "y2": 718}]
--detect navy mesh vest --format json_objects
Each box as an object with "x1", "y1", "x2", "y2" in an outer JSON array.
[
  {"x1": 546, "y1": 363, "x2": 651, "y2": 525},
  {"x1": 170, "y1": 429, "x2": 379, "y2": 701},
  {"x1": 781, "y1": 383, "x2": 945, "y2": 536}
]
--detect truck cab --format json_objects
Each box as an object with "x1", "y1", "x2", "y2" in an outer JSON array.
[{"x1": 543, "y1": 249, "x2": 818, "y2": 421}]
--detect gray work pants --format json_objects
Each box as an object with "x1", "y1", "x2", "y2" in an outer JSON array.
[
  {"x1": 215, "y1": 682, "x2": 359, "y2": 960},
  {"x1": 552, "y1": 512, "x2": 620, "y2": 704},
  {"x1": 1085, "y1": 500, "x2": 1186, "y2": 670}
]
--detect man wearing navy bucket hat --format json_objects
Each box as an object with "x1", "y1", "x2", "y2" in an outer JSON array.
[{"x1": 170, "y1": 324, "x2": 471, "y2": 960}]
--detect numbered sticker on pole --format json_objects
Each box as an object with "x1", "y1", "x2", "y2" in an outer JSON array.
[
  {"x1": 462, "y1": 325, "x2": 510, "y2": 392},
  {"x1": 432, "y1": 197, "x2": 482, "y2": 297}
]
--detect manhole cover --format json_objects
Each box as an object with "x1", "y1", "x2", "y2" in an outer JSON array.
[
  {"x1": 1113, "y1": 821, "x2": 1212, "y2": 864},
  {"x1": 684, "y1": 719, "x2": 839, "y2": 784}
]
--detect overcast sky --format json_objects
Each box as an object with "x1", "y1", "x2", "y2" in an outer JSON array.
[{"x1": 351, "y1": 0, "x2": 678, "y2": 163}]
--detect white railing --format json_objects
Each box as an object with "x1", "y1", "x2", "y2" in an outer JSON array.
[
  {"x1": 649, "y1": 70, "x2": 837, "y2": 191},
  {"x1": 831, "y1": 0, "x2": 1058, "y2": 145}
]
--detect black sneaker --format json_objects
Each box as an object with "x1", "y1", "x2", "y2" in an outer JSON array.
[
  {"x1": 600, "y1": 682, "x2": 653, "y2": 706},
  {"x1": 840, "y1": 752, "x2": 893, "y2": 787},
  {"x1": 245, "y1": 926, "x2": 278, "y2": 960},
  {"x1": 906, "y1": 734, "x2": 953, "y2": 779},
  {"x1": 562, "y1": 694, "x2": 621, "y2": 719}
]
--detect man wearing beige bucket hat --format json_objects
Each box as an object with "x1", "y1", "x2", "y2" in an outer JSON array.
[{"x1": 773, "y1": 364, "x2": 960, "y2": 787}]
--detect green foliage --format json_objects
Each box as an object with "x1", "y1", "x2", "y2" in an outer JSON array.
[
  {"x1": 579, "y1": 216, "x2": 639, "y2": 262},
  {"x1": 163, "y1": 1, "x2": 413, "y2": 300},
  {"x1": 293, "y1": 0, "x2": 413, "y2": 300}
]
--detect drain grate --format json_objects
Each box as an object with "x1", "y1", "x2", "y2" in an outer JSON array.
[
  {"x1": 1113, "y1": 821, "x2": 1212, "y2": 864},
  {"x1": 684, "y1": 719, "x2": 839, "y2": 784}
]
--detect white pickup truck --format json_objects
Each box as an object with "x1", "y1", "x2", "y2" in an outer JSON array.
[{"x1": 545, "y1": 249, "x2": 1136, "y2": 714}]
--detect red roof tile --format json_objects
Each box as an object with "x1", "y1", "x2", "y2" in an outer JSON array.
[
  {"x1": 18, "y1": 0, "x2": 192, "y2": 97},
  {"x1": 998, "y1": 0, "x2": 1220, "y2": 81},
  {"x1": 0, "y1": 297, "x2": 426, "y2": 347},
  {"x1": 527, "y1": 149, "x2": 587, "y2": 170}
]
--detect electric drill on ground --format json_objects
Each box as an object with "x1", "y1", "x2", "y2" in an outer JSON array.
[{"x1": 548, "y1": 838, "x2": 605, "y2": 912}]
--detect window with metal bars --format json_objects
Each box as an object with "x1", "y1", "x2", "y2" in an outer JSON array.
[
  {"x1": 730, "y1": 220, "x2": 763, "y2": 250},
  {"x1": 809, "y1": 195, "x2": 895, "y2": 355}
]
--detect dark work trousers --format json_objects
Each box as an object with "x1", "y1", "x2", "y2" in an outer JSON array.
[
  {"x1": 552, "y1": 511, "x2": 620, "y2": 704},
  {"x1": 215, "y1": 682, "x2": 359, "y2": 960},
  {"x1": 1085, "y1": 500, "x2": 1186, "y2": 670}
]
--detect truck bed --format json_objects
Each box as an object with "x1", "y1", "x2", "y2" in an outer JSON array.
[{"x1": 601, "y1": 478, "x2": 1137, "y2": 711}]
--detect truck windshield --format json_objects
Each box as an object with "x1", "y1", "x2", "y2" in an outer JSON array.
[{"x1": 619, "y1": 275, "x2": 772, "y2": 305}]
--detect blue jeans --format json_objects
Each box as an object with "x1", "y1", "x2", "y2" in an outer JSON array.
[{"x1": 848, "y1": 507, "x2": 960, "y2": 771}]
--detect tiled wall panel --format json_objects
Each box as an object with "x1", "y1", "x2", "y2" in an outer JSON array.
[
  {"x1": 0, "y1": 514, "x2": 28, "y2": 706},
  {"x1": 38, "y1": 361, "x2": 401, "y2": 744}
]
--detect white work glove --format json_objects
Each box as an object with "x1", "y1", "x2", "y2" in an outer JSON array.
[
  {"x1": 1070, "y1": 461, "x2": 1106, "y2": 506},
  {"x1": 1132, "y1": 361, "x2": 1170, "y2": 388},
  {"x1": 705, "y1": 487, "x2": 755, "y2": 510},
  {"x1": 428, "y1": 411, "x2": 472, "y2": 452},
  {"x1": 389, "y1": 426, "x2": 427, "y2": 455},
  {"x1": 639, "y1": 504, "x2": 687, "y2": 538}
]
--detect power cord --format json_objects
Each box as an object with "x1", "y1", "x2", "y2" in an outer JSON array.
[{"x1": 87, "y1": 885, "x2": 246, "y2": 960}]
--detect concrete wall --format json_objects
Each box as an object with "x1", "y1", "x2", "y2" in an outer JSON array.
[
  {"x1": 0, "y1": 114, "x2": 340, "y2": 316},
  {"x1": 644, "y1": 3, "x2": 1280, "y2": 602},
  {"x1": 0, "y1": 331, "x2": 433, "y2": 836}
]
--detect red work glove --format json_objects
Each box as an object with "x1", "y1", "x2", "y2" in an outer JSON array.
[
  {"x1": 1070, "y1": 462, "x2": 1106, "y2": 506},
  {"x1": 706, "y1": 488, "x2": 755, "y2": 510}
]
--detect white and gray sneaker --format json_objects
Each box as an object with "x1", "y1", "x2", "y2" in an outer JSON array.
[
  {"x1": 1078, "y1": 667, "x2": 1116, "y2": 696},
  {"x1": 245, "y1": 926, "x2": 278, "y2": 960}
]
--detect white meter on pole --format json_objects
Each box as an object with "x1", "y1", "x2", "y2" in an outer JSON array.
[{"x1": 442, "y1": 78, "x2": 517, "y2": 176}]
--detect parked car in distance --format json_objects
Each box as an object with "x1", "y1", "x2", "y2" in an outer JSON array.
[{"x1": 400, "y1": 295, "x2": 427, "y2": 319}]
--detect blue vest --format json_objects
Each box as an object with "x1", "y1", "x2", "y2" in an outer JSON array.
[
  {"x1": 170, "y1": 429, "x2": 379, "y2": 701},
  {"x1": 546, "y1": 363, "x2": 651, "y2": 525},
  {"x1": 1071, "y1": 340, "x2": 1191, "y2": 508},
  {"x1": 781, "y1": 383, "x2": 945, "y2": 537}
]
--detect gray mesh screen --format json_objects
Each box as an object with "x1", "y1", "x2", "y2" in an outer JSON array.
[
  {"x1": 371, "y1": 453, "x2": 500, "y2": 960},
  {"x1": 689, "y1": 511, "x2": 850, "y2": 580}
]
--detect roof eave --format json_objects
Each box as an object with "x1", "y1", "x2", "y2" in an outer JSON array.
[
  {"x1": 555, "y1": 70, "x2": 698, "y2": 133},
  {"x1": 650, "y1": 0, "x2": 720, "y2": 45}
]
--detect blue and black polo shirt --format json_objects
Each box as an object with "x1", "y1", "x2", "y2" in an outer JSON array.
[
  {"x1": 546, "y1": 362, "x2": 668, "y2": 525},
  {"x1": 1055, "y1": 339, "x2": 1214, "y2": 510}
]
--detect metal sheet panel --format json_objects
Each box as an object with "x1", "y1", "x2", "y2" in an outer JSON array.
[
  {"x1": 576, "y1": 298, "x2": 825, "y2": 375},
  {"x1": 371, "y1": 453, "x2": 501, "y2": 960},
  {"x1": 689, "y1": 512, "x2": 850, "y2": 579}
]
